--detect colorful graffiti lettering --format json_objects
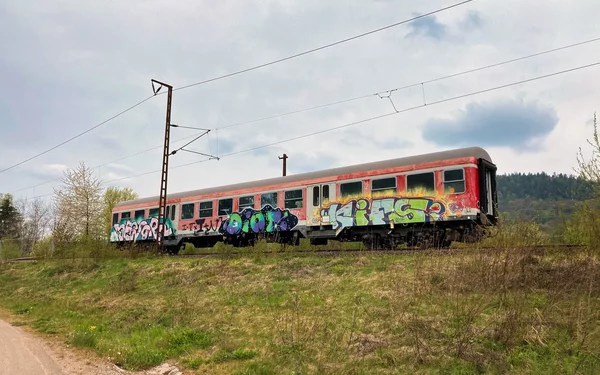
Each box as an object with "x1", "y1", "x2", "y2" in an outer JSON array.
[
  {"x1": 110, "y1": 217, "x2": 176, "y2": 242},
  {"x1": 318, "y1": 197, "x2": 447, "y2": 230},
  {"x1": 181, "y1": 218, "x2": 223, "y2": 235},
  {"x1": 219, "y1": 205, "x2": 299, "y2": 236}
]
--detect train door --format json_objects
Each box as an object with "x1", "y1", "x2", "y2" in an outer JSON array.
[
  {"x1": 478, "y1": 158, "x2": 498, "y2": 221},
  {"x1": 306, "y1": 183, "x2": 337, "y2": 226},
  {"x1": 485, "y1": 171, "x2": 493, "y2": 216}
]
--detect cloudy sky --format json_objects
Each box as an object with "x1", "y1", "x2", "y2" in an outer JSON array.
[{"x1": 1, "y1": 0, "x2": 599, "y2": 202}]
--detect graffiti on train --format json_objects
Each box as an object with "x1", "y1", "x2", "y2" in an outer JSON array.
[
  {"x1": 219, "y1": 204, "x2": 299, "y2": 236},
  {"x1": 110, "y1": 217, "x2": 176, "y2": 242},
  {"x1": 318, "y1": 197, "x2": 448, "y2": 229},
  {"x1": 180, "y1": 218, "x2": 223, "y2": 235}
]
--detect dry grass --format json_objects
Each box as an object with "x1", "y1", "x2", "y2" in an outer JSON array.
[{"x1": 0, "y1": 242, "x2": 599, "y2": 374}]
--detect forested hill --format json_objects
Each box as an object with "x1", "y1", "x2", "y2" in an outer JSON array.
[
  {"x1": 497, "y1": 172, "x2": 595, "y2": 202},
  {"x1": 496, "y1": 172, "x2": 597, "y2": 232}
]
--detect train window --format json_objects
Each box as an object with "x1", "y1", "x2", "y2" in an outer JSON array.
[
  {"x1": 239, "y1": 196, "x2": 254, "y2": 210},
  {"x1": 181, "y1": 203, "x2": 195, "y2": 220},
  {"x1": 340, "y1": 181, "x2": 362, "y2": 198},
  {"x1": 112, "y1": 213, "x2": 119, "y2": 225},
  {"x1": 285, "y1": 189, "x2": 303, "y2": 209},
  {"x1": 218, "y1": 198, "x2": 233, "y2": 216},
  {"x1": 372, "y1": 177, "x2": 397, "y2": 195},
  {"x1": 166, "y1": 206, "x2": 170, "y2": 219},
  {"x1": 171, "y1": 205, "x2": 176, "y2": 221},
  {"x1": 149, "y1": 208, "x2": 159, "y2": 217},
  {"x1": 407, "y1": 172, "x2": 435, "y2": 193},
  {"x1": 322, "y1": 185, "x2": 329, "y2": 201},
  {"x1": 312, "y1": 186, "x2": 320, "y2": 206},
  {"x1": 121, "y1": 212, "x2": 131, "y2": 220},
  {"x1": 261, "y1": 192, "x2": 278, "y2": 207},
  {"x1": 134, "y1": 210, "x2": 145, "y2": 219},
  {"x1": 199, "y1": 201, "x2": 213, "y2": 218},
  {"x1": 444, "y1": 169, "x2": 465, "y2": 194}
]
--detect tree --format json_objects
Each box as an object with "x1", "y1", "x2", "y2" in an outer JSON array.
[
  {"x1": 565, "y1": 112, "x2": 600, "y2": 246},
  {"x1": 102, "y1": 186, "x2": 138, "y2": 237},
  {"x1": 576, "y1": 112, "x2": 600, "y2": 185},
  {"x1": 14, "y1": 197, "x2": 51, "y2": 255},
  {"x1": 53, "y1": 162, "x2": 104, "y2": 241},
  {"x1": 0, "y1": 193, "x2": 22, "y2": 240}
]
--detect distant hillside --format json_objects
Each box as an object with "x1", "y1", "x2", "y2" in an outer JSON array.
[
  {"x1": 497, "y1": 172, "x2": 595, "y2": 202},
  {"x1": 496, "y1": 172, "x2": 597, "y2": 233}
]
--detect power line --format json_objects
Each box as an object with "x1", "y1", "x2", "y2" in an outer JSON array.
[
  {"x1": 203, "y1": 34, "x2": 600, "y2": 131},
  {"x1": 173, "y1": 1, "x2": 474, "y2": 92},
  {"x1": 0, "y1": 95, "x2": 156, "y2": 175},
  {"x1": 8, "y1": 131, "x2": 205, "y2": 194},
  {"x1": 53, "y1": 59, "x2": 599, "y2": 194},
  {"x1": 0, "y1": 1, "x2": 471, "y2": 179},
  {"x1": 9, "y1": 35, "x2": 600, "y2": 196}
]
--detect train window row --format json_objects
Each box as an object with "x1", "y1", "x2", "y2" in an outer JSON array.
[
  {"x1": 187, "y1": 189, "x2": 305, "y2": 220},
  {"x1": 337, "y1": 169, "x2": 465, "y2": 199}
]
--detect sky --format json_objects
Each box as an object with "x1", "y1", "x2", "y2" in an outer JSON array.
[{"x1": 1, "y1": 0, "x2": 599, "y2": 203}]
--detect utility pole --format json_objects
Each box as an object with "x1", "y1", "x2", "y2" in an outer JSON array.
[
  {"x1": 279, "y1": 153, "x2": 288, "y2": 176},
  {"x1": 151, "y1": 79, "x2": 173, "y2": 254}
]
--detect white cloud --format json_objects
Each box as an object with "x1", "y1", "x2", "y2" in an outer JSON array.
[{"x1": 1, "y1": 0, "x2": 599, "y2": 201}]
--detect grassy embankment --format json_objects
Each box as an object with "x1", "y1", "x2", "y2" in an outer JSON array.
[{"x1": 0, "y1": 219, "x2": 599, "y2": 374}]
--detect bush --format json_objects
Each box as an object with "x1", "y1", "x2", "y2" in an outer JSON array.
[{"x1": 0, "y1": 239, "x2": 21, "y2": 260}]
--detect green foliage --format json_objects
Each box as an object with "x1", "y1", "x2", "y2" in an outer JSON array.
[
  {"x1": 497, "y1": 172, "x2": 595, "y2": 202},
  {"x1": 482, "y1": 213, "x2": 547, "y2": 247},
  {"x1": 562, "y1": 112, "x2": 600, "y2": 246},
  {"x1": 0, "y1": 239, "x2": 21, "y2": 260},
  {"x1": 0, "y1": 193, "x2": 22, "y2": 240},
  {"x1": 0, "y1": 247, "x2": 599, "y2": 374}
]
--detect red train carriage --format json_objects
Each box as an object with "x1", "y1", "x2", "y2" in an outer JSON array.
[{"x1": 110, "y1": 146, "x2": 498, "y2": 252}]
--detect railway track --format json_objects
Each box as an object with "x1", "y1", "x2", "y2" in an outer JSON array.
[{"x1": 3, "y1": 244, "x2": 587, "y2": 263}]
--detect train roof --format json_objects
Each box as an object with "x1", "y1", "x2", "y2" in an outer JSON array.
[{"x1": 114, "y1": 146, "x2": 492, "y2": 208}]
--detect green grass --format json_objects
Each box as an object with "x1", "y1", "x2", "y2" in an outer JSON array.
[{"x1": 0, "y1": 244, "x2": 599, "y2": 374}]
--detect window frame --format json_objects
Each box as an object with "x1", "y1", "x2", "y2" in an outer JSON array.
[
  {"x1": 218, "y1": 198, "x2": 233, "y2": 216},
  {"x1": 149, "y1": 208, "x2": 159, "y2": 217},
  {"x1": 443, "y1": 168, "x2": 466, "y2": 194},
  {"x1": 312, "y1": 186, "x2": 320, "y2": 206},
  {"x1": 134, "y1": 209, "x2": 145, "y2": 219},
  {"x1": 340, "y1": 180, "x2": 362, "y2": 198},
  {"x1": 260, "y1": 192, "x2": 278, "y2": 208},
  {"x1": 121, "y1": 211, "x2": 131, "y2": 220},
  {"x1": 406, "y1": 171, "x2": 436, "y2": 193},
  {"x1": 181, "y1": 202, "x2": 195, "y2": 220},
  {"x1": 199, "y1": 201, "x2": 214, "y2": 218},
  {"x1": 284, "y1": 189, "x2": 303, "y2": 209},
  {"x1": 170, "y1": 205, "x2": 176, "y2": 221},
  {"x1": 239, "y1": 195, "x2": 255, "y2": 210},
  {"x1": 371, "y1": 176, "x2": 397, "y2": 195}
]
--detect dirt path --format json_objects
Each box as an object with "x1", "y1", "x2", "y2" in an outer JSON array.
[
  {"x1": 0, "y1": 318, "x2": 66, "y2": 374},
  {"x1": 0, "y1": 318, "x2": 183, "y2": 375}
]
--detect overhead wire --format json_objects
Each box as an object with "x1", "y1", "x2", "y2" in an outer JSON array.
[
  {"x1": 0, "y1": 95, "x2": 156, "y2": 175},
  {"x1": 38, "y1": 59, "x2": 595, "y2": 198},
  {"x1": 0, "y1": 1, "x2": 473, "y2": 176},
  {"x1": 9, "y1": 131, "x2": 206, "y2": 194},
  {"x1": 10, "y1": 34, "x2": 600, "y2": 196},
  {"x1": 172, "y1": 1, "x2": 475, "y2": 92}
]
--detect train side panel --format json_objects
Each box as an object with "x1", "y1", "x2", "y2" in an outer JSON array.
[{"x1": 109, "y1": 149, "x2": 498, "y2": 250}]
